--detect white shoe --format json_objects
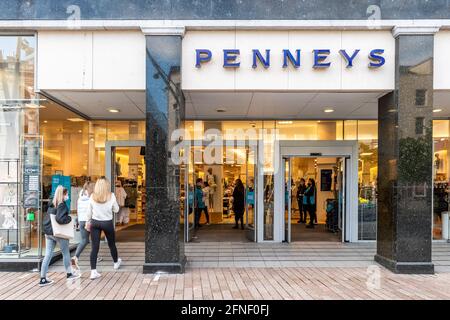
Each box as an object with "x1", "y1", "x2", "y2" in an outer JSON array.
[
  {"x1": 97, "y1": 257, "x2": 103, "y2": 263},
  {"x1": 90, "y1": 270, "x2": 101, "y2": 280},
  {"x1": 113, "y1": 258, "x2": 122, "y2": 270},
  {"x1": 71, "y1": 256, "x2": 79, "y2": 270}
]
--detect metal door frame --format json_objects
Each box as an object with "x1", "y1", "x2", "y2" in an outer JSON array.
[
  {"x1": 105, "y1": 140, "x2": 145, "y2": 227},
  {"x1": 276, "y1": 140, "x2": 358, "y2": 243}
]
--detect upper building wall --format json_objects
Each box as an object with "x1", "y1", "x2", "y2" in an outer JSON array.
[
  {"x1": 37, "y1": 30, "x2": 146, "y2": 90},
  {"x1": 1, "y1": 0, "x2": 450, "y2": 20}
]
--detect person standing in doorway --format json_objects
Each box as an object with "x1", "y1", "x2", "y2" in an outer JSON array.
[
  {"x1": 39, "y1": 186, "x2": 80, "y2": 286},
  {"x1": 304, "y1": 178, "x2": 317, "y2": 229},
  {"x1": 86, "y1": 178, "x2": 122, "y2": 280},
  {"x1": 114, "y1": 180, "x2": 128, "y2": 225},
  {"x1": 232, "y1": 179, "x2": 245, "y2": 230},
  {"x1": 71, "y1": 181, "x2": 103, "y2": 271},
  {"x1": 296, "y1": 178, "x2": 307, "y2": 223},
  {"x1": 194, "y1": 178, "x2": 206, "y2": 228}
]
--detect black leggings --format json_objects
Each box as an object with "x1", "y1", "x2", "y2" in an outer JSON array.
[
  {"x1": 90, "y1": 219, "x2": 118, "y2": 269},
  {"x1": 235, "y1": 211, "x2": 244, "y2": 226}
]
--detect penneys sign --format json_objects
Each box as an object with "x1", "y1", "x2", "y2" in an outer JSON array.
[{"x1": 194, "y1": 48, "x2": 385, "y2": 69}]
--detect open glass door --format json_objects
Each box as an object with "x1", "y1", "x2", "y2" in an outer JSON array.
[
  {"x1": 283, "y1": 157, "x2": 292, "y2": 243},
  {"x1": 337, "y1": 157, "x2": 348, "y2": 242},
  {"x1": 245, "y1": 143, "x2": 257, "y2": 241},
  {"x1": 111, "y1": 146, "x2": 117, "y2": 227},
  {"x1": 184, "y1": 147, "x2": 195, "y2": 242}
]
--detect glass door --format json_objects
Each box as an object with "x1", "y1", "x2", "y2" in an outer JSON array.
[
  {"x1": 245, "y1": 144, "x2": 257, "y2": 241},
  {"x1": 184, "y1": 148, "x2": 195, "y2": 242},
  {"x1": 111, "y1": 147, "x2": 117, "y2": 226},
  {"x1": 337, "y1": 157, "x2": 348, "y2": 242},
  {"x1": 283, "y1": 157, "x2": 292, "y2": 243}
]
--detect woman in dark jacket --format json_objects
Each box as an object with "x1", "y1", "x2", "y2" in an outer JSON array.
[
  {"x1": 232, "y1": 179, "x2": 246, "y2": 230},
  {"x1": 39, "y1": 186, "x2": 80, "y2": 287},
  {"x1": 304, "y1": 178, "x2": 317, "y2": 229}
]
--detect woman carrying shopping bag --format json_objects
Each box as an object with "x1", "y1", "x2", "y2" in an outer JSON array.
[
  {"x1": 86, "y1": 178, "x2": 122, "y2": 280},
  {"x1": 39, "y1": 186, "x2": 80, "y2": 287}
]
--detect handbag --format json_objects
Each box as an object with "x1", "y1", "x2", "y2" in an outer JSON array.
[{"x1": 50, "y1": 214, "x2": 74, "y2": 240}]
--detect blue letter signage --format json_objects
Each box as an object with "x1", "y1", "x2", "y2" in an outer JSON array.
[
  {"x1": 195, "y1": 49, "x2": 212, "y2": 68},
  {"x1": 223, "y1": 49, "x2": 240, "y2": 68},
  {"x1": 194, "y1": 48, "x2": 386, "y2": 70}
]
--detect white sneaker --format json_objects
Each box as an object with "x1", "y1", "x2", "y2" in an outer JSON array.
[
  {"x1": 90, "y1": 270, "x2": 101, "y2": 280},
  {"x1": 113, "y1": 258, "x2": 122, "y2": 270},
  {"x1": 97, "y1": 257, "x2": 103, "y2": 263},
  {"x1": 71, "y1": 256, "x2": 79, "y2": 270}
]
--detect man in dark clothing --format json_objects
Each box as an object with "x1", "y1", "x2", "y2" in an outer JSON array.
[{"x1": 296, "y1": 178, "x2": 306, "y2": 223}]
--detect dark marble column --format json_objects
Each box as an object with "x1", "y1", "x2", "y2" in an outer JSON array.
[
  {"x1": 375, "y1": 27, "x2": 438, "y2": 274},
  {"x1": 143, "y1": 30, "x2": 186, "y2": 273}
]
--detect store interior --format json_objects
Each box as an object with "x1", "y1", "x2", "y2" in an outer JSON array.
[{"x1": 285, "y1": 157, "x2": 345, "y2": 242}]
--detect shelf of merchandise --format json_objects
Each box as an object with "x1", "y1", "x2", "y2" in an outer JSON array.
[{"x1": 0, "y1": 159, "x2": 21, "y2": 254}]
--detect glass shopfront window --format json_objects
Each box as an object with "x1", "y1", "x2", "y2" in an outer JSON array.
[
  {"x1": 433, "y1": 120, "x2": 450, "y2": 240},
  {"x1": 0, "y1": 35, "x2": 38, "y2": 258},
  {"x1": 40, "y1": 99, "x2": 145, "y2": 249}
]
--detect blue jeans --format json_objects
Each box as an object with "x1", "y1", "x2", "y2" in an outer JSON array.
[
  {"x1": 74, "y1": 221, "x2": 89, "y2": 258},
  {"x1": 40, "y1": 235, "x2": 71, "y2": 278}
]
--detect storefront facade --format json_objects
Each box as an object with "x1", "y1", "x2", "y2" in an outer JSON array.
[{"x1": 1, "y1": 1, "x2": 450, "y2": 274}]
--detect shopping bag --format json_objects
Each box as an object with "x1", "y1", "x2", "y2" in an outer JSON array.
[{"x1": 50, "y1": 214, "x2": 74, "y2": 240}]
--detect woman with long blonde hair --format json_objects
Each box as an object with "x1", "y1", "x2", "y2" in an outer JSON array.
[
  {"x1": 39, "y1": 185, "x2": 80, "y2": 286},
  {"x1": 86, "y1": 178, "x2": 121, "y2": 280}
]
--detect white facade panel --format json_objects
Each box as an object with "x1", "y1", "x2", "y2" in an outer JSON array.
[
  {"x1": 37, "y1": 31, "x2": 145, "y2": 91},
  {"x1": 37, "y1": 31, "x2": 93, "y2": 90},
  {"x1": 434, "y1": 31, "x2": 450, "y2": 90},
  {"x1": 92, "y1": 31, "x2": 145, "y2": 90}
]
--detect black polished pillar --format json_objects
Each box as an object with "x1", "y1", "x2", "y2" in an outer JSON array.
[
  {"x1": 375, "y1": 27, "x2": 437, "y2": 274},
  {"x1": 143, "y1": 30, "x2": 186, "y2": 273}
]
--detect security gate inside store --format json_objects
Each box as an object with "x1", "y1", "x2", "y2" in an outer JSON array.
[{"x1": 276, "y1": 141, "x2": 358, "y2": 243}]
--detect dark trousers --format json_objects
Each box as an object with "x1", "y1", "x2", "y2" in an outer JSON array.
[
  {"x1": 234, "y1": 211, "x2": 244, "y2": 227},
  {"x1": 90, "y1": 219, "x2": 118, "y2": 269},
  {"x1": 297, "y1": 198, "x2": 306, "y2": 222},
  {"x1": 195, "y1": 207, "x2": 209, "y2": 226},
  {"x1": 307, "y1": 205, "x2": 317, "y2": 226}
]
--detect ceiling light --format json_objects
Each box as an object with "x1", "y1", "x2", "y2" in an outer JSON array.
[
  {"x1": 278, "y1": 121, "x2": 293, "y2": 125},
  {"x1": 323, "y1": 108, "x2": 335, "y2": 113},
  {"x1": 216, "y1": 108, "x2": 226, "y2": 113},
  {"x1": 360, "y1": 152, "x2": 374, "y2": 156},
  {"x1": 433, "y1": 108, "x2": 443, "y2": 113},
  {"x1": 43, "y1": 120, "x2": 48, "y2": 123},
  {"x1": 67, "y1": 118, "x2": 85, "y2": 122},
  {"x1": 78, "y1": 130, "x2": 82, "y2": 133},
  {"x1": 108, "y1": 108, "x2": 120, "y2": 113}
]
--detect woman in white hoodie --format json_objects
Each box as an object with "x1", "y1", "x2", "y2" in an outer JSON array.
[{"x1": 71, "y1": 181, "x2": 95, "y2": 270}]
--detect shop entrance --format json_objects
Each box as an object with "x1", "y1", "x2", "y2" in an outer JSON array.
[
  {"x1": 105, "y1": 140, "x2": 146, "y2": 242},
  {"x1": 283, "y1": 156, "x2": 348, "y2": 242},
  {"x1": 276, "y1": 141, "x2": 359, "y2": 243},
  {"x1": 182, "y1": 141, "x2": 258, "y2": 243}
]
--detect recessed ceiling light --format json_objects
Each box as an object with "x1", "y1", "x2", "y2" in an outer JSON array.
[
  {"x1": 67, "y1": 118, "x2": 85, "y2": 122},
  {"x1": 433, "y1": 108, "x2": 443, "y2": 113},
  {"x1": 278, "y1": 121, "x2": 293, "y2": 125},
  {"x1": 360, "y1": 152, "x2": 374, "y2": 156},
  {"x1": 216, "y1": 108, "x2": 226, "y2": 113},
  {"x1": 43, "y1": 120, "x2": 48, "y2": 123},
  {"x1": 324, "y1": 108, "x2": 335, "y2": 113},
  {"x1": 108, "y1": 108, "x2": 120, "y2": 113},
  {"x1": 78, "y1": 130, "x2": 82, "y2": 133}
]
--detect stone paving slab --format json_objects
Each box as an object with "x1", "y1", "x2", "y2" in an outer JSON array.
[{"x1": 3, "y1": 267, "x2": 450, "y2": 300}]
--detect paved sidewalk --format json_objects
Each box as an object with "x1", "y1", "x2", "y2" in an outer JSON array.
[{"x1": 1, "y1": 242, "x2": 450, "y2": 300}]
